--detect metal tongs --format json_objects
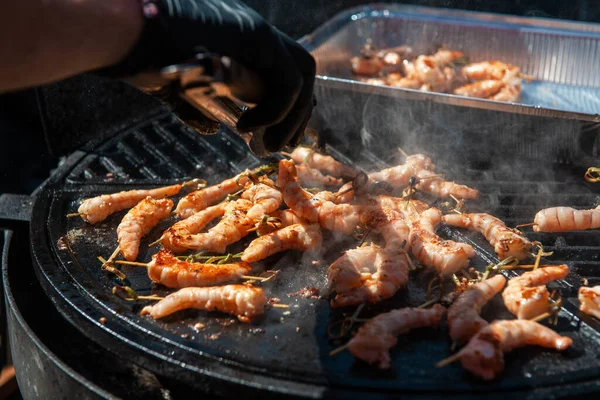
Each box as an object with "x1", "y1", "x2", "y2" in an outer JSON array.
[{"x1": 129, "y1": 53, "x2": 270, "y2": 157}]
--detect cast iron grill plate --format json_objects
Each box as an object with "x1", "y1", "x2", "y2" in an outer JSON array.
[{"x1": 31, "y1": 112, "x2": 600, "y2": 398}]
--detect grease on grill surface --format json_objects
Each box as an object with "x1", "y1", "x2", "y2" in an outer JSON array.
[{"x1": 52, "y1": 114, "x2": 600, "y2": 392}]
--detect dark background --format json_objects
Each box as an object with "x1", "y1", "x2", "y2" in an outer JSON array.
[{"x1": 2, "y1": 0, "x2": 600, "y2": 194}]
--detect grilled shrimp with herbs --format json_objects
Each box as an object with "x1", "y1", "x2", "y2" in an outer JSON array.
[
  {"x1": 454, "y1": 320, "x2": 572, "y2": 381},
  {"x1": 166, "y1": 199, "x2": 255, "y2": 254},
  {"x1": 296, "y1": 163, "x2": 344, "y2": 187},
  {"x1": 277, "y1": 159, "x2": 361, "y2": 235},
  {"x1": 348, "y1": 305, "x2": 446, "y2": 369},
  {"x1": 447, "y1": 275, "x2": 506, "y2": 346},
  {"x1": 77, "y1": 184, "x2": 182, "y2": 224},
  {"x1": 442, "y1": 213, "x2": 532, "y2": 260},
  {"x1": 147, "y1": 249, "x2": 252, "y2": 288},
  {"x1": 405, "y1": 207, "x2": 475, "y2": 276},
  {"x1": 141, "y1": 284, "x2": 267, "y2": 323},
  {"x1": 329, "y1": 246, "x2": 410, "y2": 308},
  {"x1": 161, "y1": 202, "x2": 228, "y2": 252},
  {"x1": 175, "y1": 172, "x2": 250, "y2": 219},
  {"x1": 117, "y1": 197, "x2": 173, "y2": 261},
  {"x1": 241, "y1": 223, "x2": 323, "y2": 263},
  {"x1": 290, "y1": 147, "x2": 357, "y2": 178},
  {"x1": 502, "y1": 265, "x2": 569, "y2": 320},
  {"x1": 241, "y1": 178, "x2": 283, "y2": 220}
]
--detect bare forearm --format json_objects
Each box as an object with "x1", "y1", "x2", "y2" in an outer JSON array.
[{"x1": 0, "y1": 0, "x2": 143, "y2": 92}]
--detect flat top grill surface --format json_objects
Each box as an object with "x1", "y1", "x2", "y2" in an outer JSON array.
[{"x1": 31, "y1": 112, "x2": 600, "y2": 397}]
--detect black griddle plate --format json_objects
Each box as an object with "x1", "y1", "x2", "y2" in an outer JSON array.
[{"x1": 31, "y1": 112, "x2": 600, "y2": 398}]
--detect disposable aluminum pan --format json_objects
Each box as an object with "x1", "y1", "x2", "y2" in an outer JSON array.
[{"x1": 299, "y1": 4, "x2": 600, "y2": 123}]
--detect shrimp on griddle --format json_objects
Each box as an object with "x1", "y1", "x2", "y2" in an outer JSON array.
[
  {"x1": 241, "y1": 178, "x2": 283, "y2": 220},
  {"x1": 255, "y1": 209, "x2": 308, "y2": 236},
  {"x1": 442, "y1": 213, "x2": 532, "y2": 260},
  {"x1": 141, "y1": 284, "x2": 267, "y2": 323},
  {"x1": 329, "y1": 246, "x2": 410, "y2": 308},
  {"x1": 147, "y1": 249, "x2": 252, "y2": 288},
  {"x1": 578, "y1": 286, "x2": 600, "y2": 319},
  {"x1": 290, "y1": 147, "x2": 357, "y2": 178},
  {"x1": 277, "y1": 159, "x2": 361, "y2": 235},
  {"x1": 161, "y1": 202, "x2": 227, "y2": 252},
  {"x1": 77, "y1": 184, "x2": 181, "y2": 224},
  {"x1": 167, "y1": 199, "x2": 254, "y2": 253},
  {"x1": 348, "y1": 305, "x2": 446, "y2": 369},
  {"x1": 241, "y1": 223, "x2": 323, "y2": 263},
  {"x1": 328, "y1": 244, "x2": 380, "y2": 293},
  {"x1": 366, "y1": 155, "x2": 479, "y2": 200},
  {"x1": 361, "y1": 195, "x2": 427, "y2": 249},
  {"x1": 447, "y1": 275, "x2": 506, "y2": 346},
  {"x1": 406, "y1": 207, "x2": 475, "y2": 276},
  {"x1": 413, "y1": 170, "x2": 479, "y2": 199},
  {"x1": 454, "y1": 320, "x2": 572, "y2": 381},
  {"x1": 502, "y1": 265, "x2": 569, "y2": 319},
  {"x1": 296, "y1": 163, "x2": 344, "y2": 187},
  {"x1": 117, "y1": 197, "x2": 173, "y2": 261},
  {"x1": 175, "y1": 172, "x2": 250, "y2": 219},
  {"x1": 533, "y1": 205, "x2": 600, "y2": 232}
]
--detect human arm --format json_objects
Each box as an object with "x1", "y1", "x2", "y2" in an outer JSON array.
[{"x1": 0, "y1": 0, "x2": 143, "y2": 92}]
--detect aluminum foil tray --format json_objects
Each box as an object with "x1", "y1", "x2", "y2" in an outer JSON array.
[{"x1": 299, "y1": 4, "x2": 600, "y2": 122}]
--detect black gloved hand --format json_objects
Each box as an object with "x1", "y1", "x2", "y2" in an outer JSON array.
[{"x1": 108, "y1": 0, "x2": 316, "y2": 152}]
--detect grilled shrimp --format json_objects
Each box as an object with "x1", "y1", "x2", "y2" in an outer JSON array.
[
  {"x1": 290, "y1": 147, "x2": 357, "y2": 178},
  {"x1": 413, "y1": 55, "x2": 450, "y2": 92},
  {"x1": 241, "y1": 223, "x2": 323, "y2": 263},
  {"x1": 415, "y1": 169, "x2": 480, "y2": 199},
  {"x1": 430, "y1": 49, "x2": 464, "y2": 66},
  {"x1": 77, "y1": 184, "x2": 181, "y2": 224},
  {"x1": 457, "y1": 320, "x2": 572, "y2": 381},
  {"x1": 330, "y1": 247, "x2": 410, "y2": 308},
  {"x1": 167, "y1": 199, "x2": 254, "y2": 253},
  {"x1": 461, "y1": 61, "x2": 521, "y2": 82},
  {"x1": 348, "y1": 305, "x2": 446, "y2": 369},
  {"x1": 453, "y1": 79, "x2": 505, "y2": 98},
  {"x1": 241, "y1": 178, "x2": 283, "y2": 220},
  {"x1": 533, "y1": 205, "x2": 600, "y2": 232},
  {"x1": 296, "y1": 163, "x2": 344, "y2": 187},
  {"x1": 255, "y1": 209, "x2": 308, "y2": 236},
  {"x1": 141, "y1": 284, "x2": 267, "y2": 323},
  {"x1": 447, "y1": 275, "x2": 506, "y2": 346},
  {"x1": 161, "y1": 202, "x2": 227, "y2": 252},
  {"x1": 117, "y1": 197, "x2": 173, "y2": 261},
  {"x1": 411, "y1": 50, "x2": 463, "y2": 92},
  {"x1": 328, "y1": 244, "x2": 380, "y2": 293},
  {"x1": 386, "y1": 73, "x2": 422, "y2": 89},
  {"x1": 351, "y1": 56, "x2": 383, "y2": 76},
  {"x1": 367, "y1": 156, "x2": 479, "y2": 199},
  {"x1": 502, "y1": 265, "x2": 569, "y2": 319},
  {"x1": 579, "y1": 286, "x2": 600, "y2": 319},
  {"x1": 490, "y1": 84, "x2": 520, "y2": 102},
  {"x1": 147, "y1": 250, "x2": 252, "y2": 288},
  {"x1": 277, "y1": 160, "x2": 361, "y2": 235},
  {"x1": 175, "y1": 173, "x2": 249, "y2": 219},
  {"x1": 407, "y1": 207, "x2": 475, "y2": 276},
  {"x1": 361, "y1": 196, "x2": 424, "y2": 249},
  {"x1": 442, "y1": 213, "x2": 532, "y2": 260}
]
